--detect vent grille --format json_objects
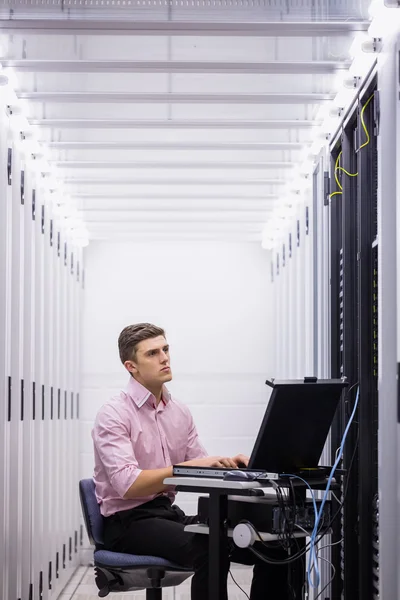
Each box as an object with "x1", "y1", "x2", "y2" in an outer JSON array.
[{"x1": 372, "y1": 494, "x2": 379, "y2": 599}]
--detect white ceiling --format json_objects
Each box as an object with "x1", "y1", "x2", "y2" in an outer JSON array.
[{"x1": 0, "y1": 1, "x2": 371, "y2": 243}]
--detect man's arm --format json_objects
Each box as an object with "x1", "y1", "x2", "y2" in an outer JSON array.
[
  {"x1": 123, "y1": 455, "x2": 239, "y2": 499},
  {"x1": 123, "y1": 467, "x2": 173, "y2": 498},
  {"x1": 93, "y1": 403, "x2": 246, "y2": 500}
]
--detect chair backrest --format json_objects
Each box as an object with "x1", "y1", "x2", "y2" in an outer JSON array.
[{"x1": 79, "y1": 478, "x2": 105, "y2": 549}]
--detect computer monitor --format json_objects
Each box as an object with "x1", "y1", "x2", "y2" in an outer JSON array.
[{"x1": 248, "y1": 378, "x2": 348, "y2": 473}]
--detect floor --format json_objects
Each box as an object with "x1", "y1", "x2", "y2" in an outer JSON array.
[{"x1": 58, "y1": 565, "x2": 253, "y2": 600}]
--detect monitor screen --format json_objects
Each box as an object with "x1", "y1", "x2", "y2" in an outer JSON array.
[{"x1": 248, "y1": 379, "x2": 348, "y2": 472}]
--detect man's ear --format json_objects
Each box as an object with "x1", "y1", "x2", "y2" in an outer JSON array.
[{"x1": 124, "y1": 360, "x2": 138, "y2": 375}]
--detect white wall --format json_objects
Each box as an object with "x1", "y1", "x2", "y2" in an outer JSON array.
[{"x1": 80, "y1": 240, "x2": 275, "y2": 534}]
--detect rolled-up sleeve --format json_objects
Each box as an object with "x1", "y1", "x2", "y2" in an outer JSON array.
[
  {"x1": 93, "y1": 406, "x2": 142, "y2": 498},
  {"x1": 185, "y1": 408, "x2": 208, "y2": 461}
]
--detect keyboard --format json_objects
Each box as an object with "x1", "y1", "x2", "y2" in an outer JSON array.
[{"x1": 172, "y1": 465, "x2": 280, "y2": 480}]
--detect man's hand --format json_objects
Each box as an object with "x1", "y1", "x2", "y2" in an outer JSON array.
[
  {"x1": 231, "y1": 454, "x2": 250, "y2": 468},
  {"x1": 183, "y1": 456, "x2": 238, "y2": 469}
]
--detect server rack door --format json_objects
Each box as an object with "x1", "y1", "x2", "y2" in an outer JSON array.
[
  {"x1": 66, "y1": 241, "x2": 73, "y2": 582},
  {"x1": 281, "y1": 250, "x2": 290, "y2": 378},
  {"x1": 329, "y1": 144, "x2": 346, "y2": 600},
  {"x1": 304, "y1": 200, "x2": 314, "y2": 377},
  {"x1": 7, "y1": 136, "x2": 25, "y2": 600},
  {"x1": 295, "y1": 211, "x2": 305, "y2": 378},
  {"x1": 340, "y1": 127, "x2": 360, "y2": 600},
  {"x1": 0, "y1": 105, "x2": 13, "y2": 600},
  {"x1": 356, "y1": 90, "x2": 379, "y2": 600},
  {"x1": 314, "y1": 155, "x2": 331, "y2": 380},
  {"x1": 33, "y1": 189, "x2": 45, "y2": 600},
  {"x1": 42, "y1": 194, "x2": 53, "y2": 599},
  {"x1": 376, "y1": 44, "x2": 398, "y2": 600},
  {"x1": 285, "y1": 238, "x2": 296, "y2": 377},
  {"x1": 330, "y1": 128, "x2": 361, "y2": 600},
  {"x1": 330, "y1": 81, "x2": 382, "y2": 600},
  {"x1": 59, "y1": 230, "x2": 69, "y2": 589},
  {"x1": 274, "y1": 250, "x2": 282, "y2": 378},
  {"x1": 21, "y1": 168, "x2": 35, "y2": 600},
  {"x1": 396, "y1": 38, "x2": 400, "y2": 600},
  {"x1": 51, "y1": 217, "x2": 62, "y2": 598}
]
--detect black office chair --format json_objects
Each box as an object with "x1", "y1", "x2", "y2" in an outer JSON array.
[{"x1": 79, "y1": 479, "x2": 193, "y2": 598}]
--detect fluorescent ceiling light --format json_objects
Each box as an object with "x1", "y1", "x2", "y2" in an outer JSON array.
[{"x1": 0, "y1": 68, "x2": 88, "y2": 245}]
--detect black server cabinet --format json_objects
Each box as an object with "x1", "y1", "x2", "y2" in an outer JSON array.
[{"x1": 330, "y1": 86, "x2": 379, "y2": 600}]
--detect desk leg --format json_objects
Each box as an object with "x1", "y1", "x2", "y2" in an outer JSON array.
[{"x1": 208, "y1": 492, "x2": 228, "y2": 600}]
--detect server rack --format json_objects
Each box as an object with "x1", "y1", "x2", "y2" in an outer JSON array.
[
  {"x1": 0, "y1": 104, "x2": 83, "y2": 600},
  {"x1": 330, "y1": 84, "x2": 379, "y2": 600}
]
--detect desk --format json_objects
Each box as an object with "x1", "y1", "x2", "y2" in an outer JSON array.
[{"x1": 164, "y1": 476, "x2": 331, "y2": 600}]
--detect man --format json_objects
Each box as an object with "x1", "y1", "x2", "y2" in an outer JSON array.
[{"x1": 92, "y1": 323, "x2": 291, "y2": 599}]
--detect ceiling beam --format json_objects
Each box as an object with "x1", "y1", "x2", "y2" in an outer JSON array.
[
  {"x1": 79, "y1": 205, "x2": 275, "y2": 212},
  {"x1": 0, "y1": 19, "x2": 370, "y2": 37},
  {"x1": 89, "y1": 233, "x2": 263, "y2": 243},
  {"x1": 74, "y1": 194, "x2": 278, "y2": 201},
  {"x1": 53, "y1": 160, "x2": 294, "y2": 169},
  {"x1": 30, "y1": 118, "x2": 318, "y2": 129},
  {"x1": 3, "y1": 59, "x2": 350, "y2": 74},
  {"x1": 82, "y1": 213, "x2": 272, "y2": 223},
  {"x1": 62, "y1": 178, "x2": 286, "y2": 186},
  {"x1": 43, "y1": 141, "x2": 306, "y2": 151},
  {"x1": 87, "y1": 222, "x2": 263, "y2": 231},
  {"x1": 19, "y1": 91, "x2": 335, "y2": 104}
]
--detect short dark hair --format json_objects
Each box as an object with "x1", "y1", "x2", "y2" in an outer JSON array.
[{"x1": 118, "y1": 323, "x2": 166, "y2": 364}]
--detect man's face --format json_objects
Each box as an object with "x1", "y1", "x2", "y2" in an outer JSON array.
[{"x1": 125, "y1": 335, "x2": 172, "y2": 386}]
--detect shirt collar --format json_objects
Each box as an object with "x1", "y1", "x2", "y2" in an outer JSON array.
[{"x1": 127, "y1": 376, "x2": 171, "y2": 409}]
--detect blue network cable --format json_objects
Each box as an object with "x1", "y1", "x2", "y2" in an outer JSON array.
[{"x1": 282, "y1": 386, "x2": 360, "y2": 589}]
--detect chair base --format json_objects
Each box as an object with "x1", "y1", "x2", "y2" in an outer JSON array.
[{"x1": 94, "y1": 565, "x2": 192, "y2": 597}]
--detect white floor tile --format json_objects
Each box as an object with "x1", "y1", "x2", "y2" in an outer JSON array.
[{"x1": 63, "y1": 581, "x2": 81, "y2": 594}]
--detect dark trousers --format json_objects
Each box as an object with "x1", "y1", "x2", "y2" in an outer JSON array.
[{"x1": 103, "y1": 496, "x2": 295, "y2": 600}]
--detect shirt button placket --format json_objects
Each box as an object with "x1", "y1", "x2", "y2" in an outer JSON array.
[{"x1": 155, "y1": 407, "x2": 168, "y2": 464}]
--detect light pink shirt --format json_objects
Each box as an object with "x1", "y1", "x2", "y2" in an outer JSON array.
[{"x1": 92, "y1": 377, "x2": 207, "y2": 517}]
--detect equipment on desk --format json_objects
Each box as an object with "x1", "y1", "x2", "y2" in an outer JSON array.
[
  {"x1": 173, "y1": 377, "x2": 348, "y2": 479},
  {"x1": 197, "y1": 495, "x2": 331, "y2": 536},
  {"x1": 249, "y1": 377, "x2": 348, "y2": 473},
  {"x1": 172, "y1": 466, "x2": 279, "y2": 480},
  {"x1": 170, "y1": 379, "x2": 357, "y2": 599}
]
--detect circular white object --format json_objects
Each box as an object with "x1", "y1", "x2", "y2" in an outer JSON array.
[
  {"x1": 233, "y1": 523, "x2": 256, "y2": 549},
  {"x1": 361, "y1": 39, "x2": 383, "y2": 53}
]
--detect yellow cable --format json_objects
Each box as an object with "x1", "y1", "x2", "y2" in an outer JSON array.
[
  {"x1": 327, "y1": 94, "x2": 374, "y2": 200},
  {"x1": 358, "y1": 93, "x2": 374, "y2": 151},
  {"x1": 334, "y1": 151, "x2": 343, "y2": 191},
  {"x1": 336, "y1": 166, "x2": 358, "y2": 177}
]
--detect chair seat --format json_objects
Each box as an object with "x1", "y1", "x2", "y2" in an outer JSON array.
[{"x1": 94, "y1": 549, "x2": 193, "y2": 572}]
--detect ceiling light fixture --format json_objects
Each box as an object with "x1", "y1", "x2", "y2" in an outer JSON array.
[{"x1": 0, "y1": 67, "x2": 88, "y2": 246}]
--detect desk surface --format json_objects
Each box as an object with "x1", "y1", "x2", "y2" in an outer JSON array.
[
  {"x1": 164, "y1": 476, "x2": 264, "y2": 490},
  {"x1": 164, "y1": 475, "x2": 334, "y2": 494}
]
